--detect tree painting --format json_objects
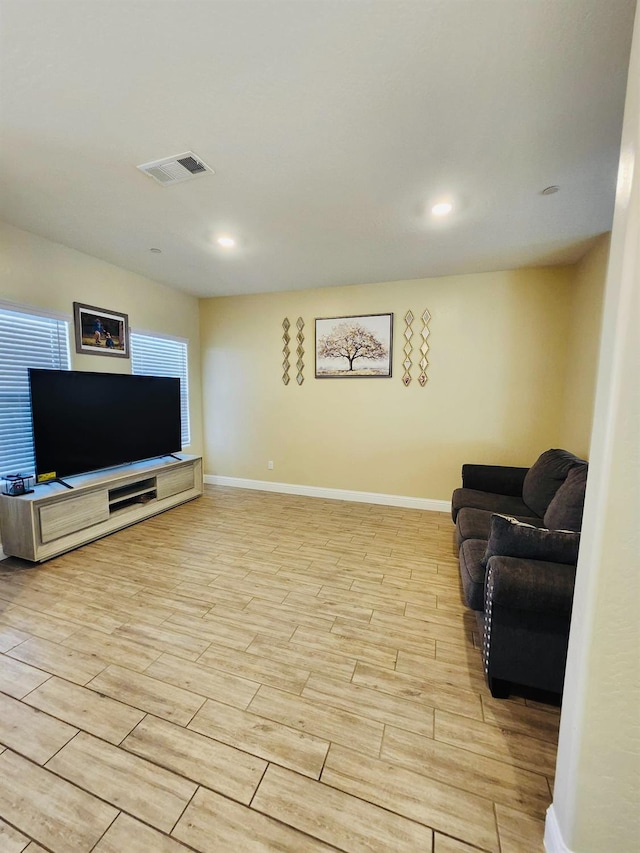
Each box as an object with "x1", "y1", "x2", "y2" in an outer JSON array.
[{"x1": 315, "y1": 314, "x2": 393, "y2": 377}]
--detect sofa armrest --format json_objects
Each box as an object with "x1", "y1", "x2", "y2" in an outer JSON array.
[
  {"x1": 461, "y1": 464, "x2": 529, "y2": 496},
  {"x1": 485, "y1": 556, "x2": 576, "y2": 614}
]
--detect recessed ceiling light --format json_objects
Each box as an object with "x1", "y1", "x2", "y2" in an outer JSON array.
[
  {"x1": 541, "y1": 185, "x2": 560, "y2": 195},
  {"x1": 217, "y1": 237, "x2": 236, "y2": 248},
  {"x1": 150, "y1": 247, "x2": 162, "y2": 253},
  {"x1": 432, "y1": 202, "x2": 453, "y2": 216}
]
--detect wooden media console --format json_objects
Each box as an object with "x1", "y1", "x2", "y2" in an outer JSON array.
[{"x1": 0, "y1": 455, "x2": 202, "y2": 562}]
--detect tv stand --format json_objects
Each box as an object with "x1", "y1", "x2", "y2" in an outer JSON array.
[{"x1": 0, "y1": 455, "x2": 202, "y2": 562}]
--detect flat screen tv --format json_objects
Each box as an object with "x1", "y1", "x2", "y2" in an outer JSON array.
[{"x1": 29, "y1": 368, "x2": 182, "y2": 481}]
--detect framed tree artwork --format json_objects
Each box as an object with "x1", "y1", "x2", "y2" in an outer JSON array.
[
  {"x1": 73, "y1": 302, "x2": 130, "y2": 358},
  {"x1": 315, "y1": 313, "x2": 393, "y2": 378}
]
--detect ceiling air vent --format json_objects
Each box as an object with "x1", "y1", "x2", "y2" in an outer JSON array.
[{"x1": 137, "y1": 151, "x2": 214, "y2": 186}]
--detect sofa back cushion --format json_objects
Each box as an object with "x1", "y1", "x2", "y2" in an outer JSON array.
[
  {"x1": 482, "y1": 514, "x2": 581, "y2": 568},
  {"x1": 543, "y1": 463, "x2": 588, "y2": 531},
  {"x1": 522, "y1": 449, "x2": 582, "y2": 517}
]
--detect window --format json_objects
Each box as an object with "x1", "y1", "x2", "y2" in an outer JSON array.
[
  {"x1": 130, "y1": 331, "x2": 190, "y2": 447},
  {"x1": 0, "y1": 303, "x2": 71, "y2": 477}
]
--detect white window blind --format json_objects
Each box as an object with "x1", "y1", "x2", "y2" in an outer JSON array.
[
  {"x1": 0, "y1": 305, "x2": 71, "y2": 477},
  {"x1": 130, "y1": 332, "x2": 190, "y2": 447}
]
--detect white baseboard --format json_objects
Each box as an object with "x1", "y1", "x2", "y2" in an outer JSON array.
[
  {"x1": 545, "y1": 806, "x2": 573, "y2": 853},
  {"x1": 204, "y1": 475, "x2": 451, "y2": 513}
]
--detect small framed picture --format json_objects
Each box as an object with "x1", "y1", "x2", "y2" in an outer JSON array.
[
  {"x1": 73, "y1": 302, "x2": 130, "y2": 358},
  {"x1": 315, "y1": 313, "x2": 393, "y2": 378}
]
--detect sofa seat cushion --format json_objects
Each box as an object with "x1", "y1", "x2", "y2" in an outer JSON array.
[
  {"x1": 456, "y1": 507, "x2": 542, "y2": 546},
  {"x1": 522, "y1": 449, "x2": 583, "y2": 517},
  {"x1": 543, "y1": 463, "x2": 588, "y2": 531},
  {"x1": 482, "y1": 514, "x2": 581, "y2": 568},
  {"x1": 451, "y1": 487, "x2": 531, "y2": 522},
  {"x1": 459, "y1": 538, "x2": 489, "y2": 611}
]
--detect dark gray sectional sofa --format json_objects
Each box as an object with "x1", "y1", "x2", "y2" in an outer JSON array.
[{"x1": 452, "y1": 449, "x2": 588, "y2": 699}]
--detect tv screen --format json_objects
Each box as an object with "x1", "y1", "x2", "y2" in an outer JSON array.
[{"x1": 29, "y1": 368, "x2": 182, "y2": 481}]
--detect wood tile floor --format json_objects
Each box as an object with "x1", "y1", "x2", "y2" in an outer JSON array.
[{"x1": 0, "y1": 486, "x2": 559, "y2": 852}]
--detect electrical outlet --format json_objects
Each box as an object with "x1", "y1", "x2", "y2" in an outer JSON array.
[{"x1": 268, "y1": 461, "x2": 274, "y2": 470}]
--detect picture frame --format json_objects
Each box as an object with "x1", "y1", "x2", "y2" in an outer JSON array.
[
  {"x1": 73, "y1": 302, "x2": 130, "y2": 358},
  {"x1": 315, "y1": 313, "x2": 393, "y2": 378}
]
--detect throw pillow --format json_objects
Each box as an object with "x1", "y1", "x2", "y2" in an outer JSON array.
[
  {"x1": 544, "y1": 463, "x2": 588, "y2": 531},
  {"x1": 522, "y1": 449, "x2": 583, "y2": 517},
  {"x1": 481, "y1": 513, "x2": 581, "y2": 568}
]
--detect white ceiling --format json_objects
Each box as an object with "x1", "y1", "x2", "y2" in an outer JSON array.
[{"x1": 0, "y1": 0, "x2": 636, "y2": 297}]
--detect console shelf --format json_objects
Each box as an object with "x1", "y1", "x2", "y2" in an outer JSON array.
[
  {"x1": 0, "y1": 455, "x2": 202, "y2": 562},
  {"x1": 108, "y1": 479, "x2": 156, "y2": 510}
]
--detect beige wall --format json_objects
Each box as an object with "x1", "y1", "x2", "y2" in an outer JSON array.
[
  {"x1": 200, "y1": 266, "x2": 575, "y2": 501},
  {"x1": 1, "y1": 218, "x2": 605, "y2": 504},
  {"x1": 0, "y1": 220, "x2": 203, "y2": 455},
  {"x1": 549, "y1": 7, "x2": 639, "y2": 850},
  {"x1": 560, "y1": 233, "x2": 610, "y2": 458}
]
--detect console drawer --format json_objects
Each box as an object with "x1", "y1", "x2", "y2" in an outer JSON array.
[
  {"x1": 156, "y1": 465, "x2": 195, "y2": 500},
  {"x1": 39, "y1": 491, "x2": 110, "y2": 544}
]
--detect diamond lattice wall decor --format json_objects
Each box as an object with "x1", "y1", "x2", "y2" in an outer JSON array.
[
  {"x1": 418, "y1": 308, "x2": 431, "y2": 386},
  {"x1": 296, "y1": 317, "x2": 305, "y2": 385},
  {"x1": 402, "y1": 310, "x2": 414, "y2": 386},
  {"x1": 282, "y1": 317, "x2": 291, "y2": 385}
]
